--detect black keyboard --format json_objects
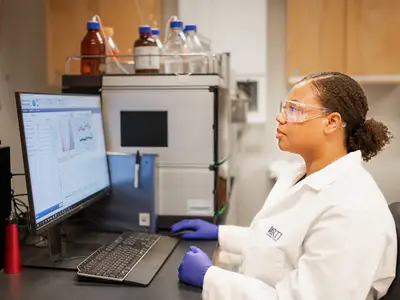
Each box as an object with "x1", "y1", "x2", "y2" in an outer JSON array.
[{"x1": 77, "y1": 231, "x2": 179, "y2": 286}]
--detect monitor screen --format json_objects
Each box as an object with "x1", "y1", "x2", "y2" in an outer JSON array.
[{"x1": 16, "y1": 93, "x2": 110, "y2": 231}]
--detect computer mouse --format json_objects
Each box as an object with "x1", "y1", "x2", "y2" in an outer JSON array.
[{"x1": 170, "y1": 229, "x2": 196, "y2": 237}]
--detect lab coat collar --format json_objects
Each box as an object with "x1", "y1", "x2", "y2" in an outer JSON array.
[{"x1": 298, "y1": 151, "x2": 362, "y2": 191}]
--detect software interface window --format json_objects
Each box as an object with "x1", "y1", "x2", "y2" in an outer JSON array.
[{"x1": 19, "y1": 94, "x2": 110, "y2": 228}]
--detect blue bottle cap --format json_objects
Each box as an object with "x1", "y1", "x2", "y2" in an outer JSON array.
[
  {"x1": 151, "y1": 28, "x2": 160, "y2": 36},
  {"x1": 87, "y1": 21, "x2": 100, "y2": 30},
  {"x1": 170, "y1": 20, "x2": 183, "y2": 29},
  {"x1": 139, "y1": 25, "x2": 152, "y2": 35},
  {"x1": 184, "y1": 25, "x2": 197, "y2": 32}
]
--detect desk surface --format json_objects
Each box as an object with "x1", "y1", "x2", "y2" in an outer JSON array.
[{"x1": 0, "y1": 240, "x2": 216, "y2": 300}]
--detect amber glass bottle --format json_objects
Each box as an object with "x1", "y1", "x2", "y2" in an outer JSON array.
[
  {"x1": 134, "y1": 25, "x2": 160, "y2": 73},
  {"x1": 80, "y1": 21, "x2": 106, "y2": 75}
]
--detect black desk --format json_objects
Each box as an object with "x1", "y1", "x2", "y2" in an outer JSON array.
[{"x1": 0, "y1": 240, "x2": 216, "y2": 300}]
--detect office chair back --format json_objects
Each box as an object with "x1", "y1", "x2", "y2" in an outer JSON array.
[{"x1": 381, "y1": 202, "x2": 400, "y2": 300}]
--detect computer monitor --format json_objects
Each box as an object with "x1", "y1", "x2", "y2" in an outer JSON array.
[{"x1": 15, "y1": 92, "x2": 111, "y2": 234}]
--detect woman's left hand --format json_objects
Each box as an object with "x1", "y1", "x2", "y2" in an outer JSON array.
[{"x1": 178, "y1": 246, "x2": 213, "y2": 287}]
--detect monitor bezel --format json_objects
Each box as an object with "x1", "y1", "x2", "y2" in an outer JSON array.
[{"x1": 15, "y1": 91, "x2": 112, "y2": 234}]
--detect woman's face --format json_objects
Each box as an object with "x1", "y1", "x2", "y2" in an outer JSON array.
[{"x1": 276, "y1": 81, "x2": 328, "y2": 156}]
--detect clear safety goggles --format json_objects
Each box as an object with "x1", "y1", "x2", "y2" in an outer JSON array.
[{"x1": 278, "y1": 99, "x2": 332, "y2": 123}]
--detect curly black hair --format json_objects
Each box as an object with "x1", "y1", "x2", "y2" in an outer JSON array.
[{"x1": 299, "y1": 72, "x2": 393, "y2": 162}]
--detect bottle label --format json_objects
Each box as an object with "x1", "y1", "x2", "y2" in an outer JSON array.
[{"x1": 135, "y1": 46, "x2": 160, "y2": 70}]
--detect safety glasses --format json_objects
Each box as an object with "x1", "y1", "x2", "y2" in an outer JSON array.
[{"x1": 278, "y1": 99, "x2": 332, "y2": 123}]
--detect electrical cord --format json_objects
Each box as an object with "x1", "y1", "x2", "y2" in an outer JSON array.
[
  {"x1": 10, "y1": 173, "x2": 29, "y2": 221},
  {"x1": 12, "y1": 200, "x2": 24, "y2": 215},
  {"x1": 11, "y1": 173, "x2": 25, "y2": 177},
  {"x1": 215, "y1": 205, "x2": 226, "y2": 216},
  {"x1": 11, "y1": 190, "x2": 28, "y2": 208},
  {"x1": 13, "y1": 198, "x2": 27, "y2": 213},
  {"x1": 13, "y1": 193, "x2": 27, "y2": 197},
  {"x1": 13, "y1": 199, "x2": 28, "y2": 228},
  {"x1": 210, "y1": 155, "x2": 230, "y2": 169},
  {"x1": 10, "y1": 189, "x2": 29, "y2": 230}
]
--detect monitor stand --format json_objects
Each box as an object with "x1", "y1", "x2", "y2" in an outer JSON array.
[{"x1": 21, "y1": 224, "x2": 116, "y2": 270}]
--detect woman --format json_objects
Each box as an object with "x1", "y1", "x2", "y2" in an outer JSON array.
[{"x1": 172, "y1": 72, "x2": 398, "y2": 300}]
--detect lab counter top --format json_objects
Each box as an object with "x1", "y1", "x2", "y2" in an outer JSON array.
[{"x1": 0, "y1": 240, "x2": 217, "y2": 300}]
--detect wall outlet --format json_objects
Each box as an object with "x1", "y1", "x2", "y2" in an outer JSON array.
[{"x1": 139, "y1": 213, "x2": 150, "y2": 226}]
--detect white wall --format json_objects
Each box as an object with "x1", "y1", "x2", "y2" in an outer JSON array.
[
  {"x1": 0, "y1": 0, "x2": 49, "y2": 197},
  {"x1": 178, "y1": 0, "x2": 268, "y2": 123},
  {"x1": 359, "y1": 85, "x2": 400, "y2": 204}
]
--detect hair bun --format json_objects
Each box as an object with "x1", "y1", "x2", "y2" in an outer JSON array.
[
  {"x1": 354, "y1": 120, "x2": 367, "y2": 135},
  {"x1": 347, "y1": 117, "x2": 393, "y2": 162}
]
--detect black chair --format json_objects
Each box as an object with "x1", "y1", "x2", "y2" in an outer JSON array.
[{"x1": 381, "y1": 202, "x2": 400, "y2": 300}]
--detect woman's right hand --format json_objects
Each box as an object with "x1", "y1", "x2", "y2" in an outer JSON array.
[{"x1": 170, "y1": 219, "x2": 219, "y2": 240}]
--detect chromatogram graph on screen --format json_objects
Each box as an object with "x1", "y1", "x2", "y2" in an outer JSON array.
[
  {"x1": 59, "y1": 115, "x2": 95, "y2": 154},
  {"x1": 59, "y1": 117, "x2": 75, "y2": 152},
  {"x1": 73, "y1": 117, "x2": 95, "y2": 149},
  {"x1": 76, "y1": 121, "x2": 93, "y2": 143}
]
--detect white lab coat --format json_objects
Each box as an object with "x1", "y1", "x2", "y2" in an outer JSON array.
[{"x1": 202, "y1": 151, "x2": 397, "y2": 300}]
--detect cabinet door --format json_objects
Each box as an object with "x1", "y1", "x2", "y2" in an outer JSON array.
[
  {"x1": 286, "y1": 0, "x2": 346, "y2": 81},
  {"x1": 46, "y1": 0, "x2": 161, "y2": 86},
  {"x1": 346, "y1": 0, "x2": 400, "y2": 75}
]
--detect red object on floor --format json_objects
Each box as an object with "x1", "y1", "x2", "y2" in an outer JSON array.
[{"x1": 4, "y1": 223, "x2": 21, "y2": 274}]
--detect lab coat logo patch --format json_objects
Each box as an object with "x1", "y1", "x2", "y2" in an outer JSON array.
[{"x1": 267, "y1": 226, "x2": 283, "y2": 242}]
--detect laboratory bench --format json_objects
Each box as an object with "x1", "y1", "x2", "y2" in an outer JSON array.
[{"x1": 0, "y1": 239, "x2": 217, "y2": 300}]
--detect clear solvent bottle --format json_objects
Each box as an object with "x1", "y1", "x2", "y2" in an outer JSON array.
[{"x1": 164, "y1": 20, "x2": 189, "y2": 74}]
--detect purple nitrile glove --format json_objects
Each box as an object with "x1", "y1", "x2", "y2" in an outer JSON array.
[
  {"x1": 178, "y1": 245, "x2": 213, "y2": 287},
  {"x1": 171, "y1": 219, "x2": 219, "y2": 240}
]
